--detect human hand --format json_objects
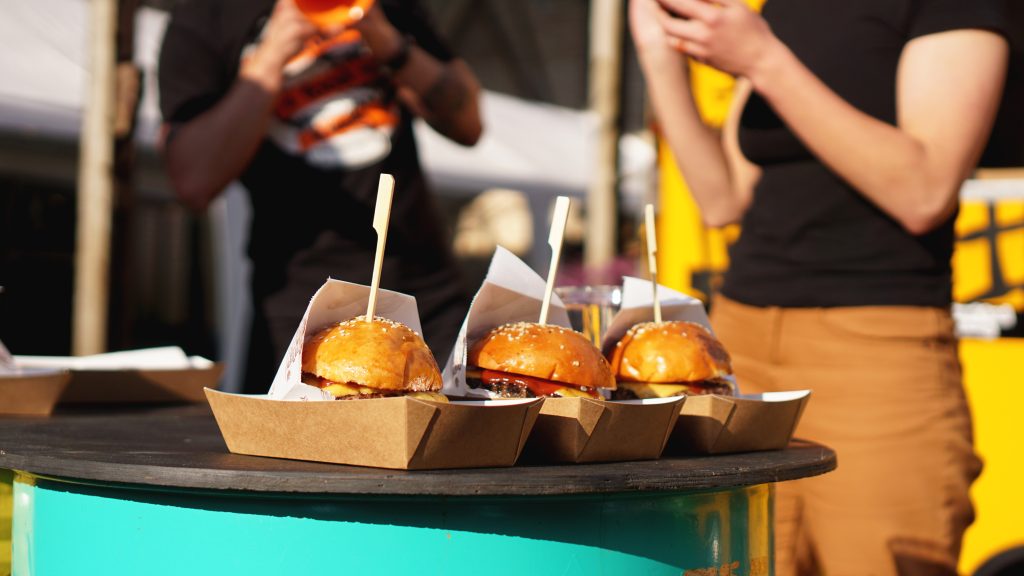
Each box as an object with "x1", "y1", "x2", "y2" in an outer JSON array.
[
  {"x1": 656, "y1": 0, "x2": 777, "y2": 78},
  {"x1": 630, "y1": 0, "x2": 690, "y2": 78},
  {"x1": 347, "y1": 4, "x2": 405, "y2": 63},
  {"x1": 249, "y1": 0, "x2": 318, "y2": 74},
  {"x1": 630, "y1": 0, "x2": 672, "y2": 52}
]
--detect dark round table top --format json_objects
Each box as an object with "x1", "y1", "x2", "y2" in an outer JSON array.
[{"x1": 0, "y1": 405, "x2": 835, "y2": 497}]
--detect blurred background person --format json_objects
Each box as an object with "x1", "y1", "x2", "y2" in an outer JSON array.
[
  {"x1": 631, "y1": 0, "x2": 1008, "y2": 574},
  {"x1": 158, "y1": 0, "x2": 481, "y2": 392}
]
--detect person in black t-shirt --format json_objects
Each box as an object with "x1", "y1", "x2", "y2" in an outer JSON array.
[
  {"x1": 158, "y1": 0, "x2": 481, "y2": 394},
  {"x1": 633, "y1": 0, "x2": 1008, "y2": 574}
]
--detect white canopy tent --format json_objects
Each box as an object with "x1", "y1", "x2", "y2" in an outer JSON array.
[{"x1": 0, "y1": 0, "x2": 655, "y2": 204}]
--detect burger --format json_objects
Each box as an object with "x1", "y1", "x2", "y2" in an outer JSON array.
[
  {"x1": 607, "y1": 320, "x2": 735, "y2": 400},
  {"x1": 301, "y1": 317, "x2": 447, "y2": 402},
  {"x1": 466, "y1": 321, "x2": 615, "y2": 399}
]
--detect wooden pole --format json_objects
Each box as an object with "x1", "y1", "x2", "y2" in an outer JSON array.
[
  {"x1": 110, "y1": 0, "x2": 141, "y2": 350},
  {"x1": 585, "y1": 0, "x2": 624, "y2": 270},
  {"x1": 73, "y1": 0, "x2": 118, "y2": 356}
]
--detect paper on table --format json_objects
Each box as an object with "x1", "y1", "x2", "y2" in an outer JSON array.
[
  {"x1": 451, "y1": 398, "x2": 539, "y2": 407},
  {"x1": 601, "y1": 277, "x2": 738, "y2": 393},
  {"x1": 442, "y1": 246, "x2": 571, "y2": 398},
  {"x1": 0, "y1": 339, "x2": 15, "y2": 371},
  {"x1": 13, "y1": 346, "x2": 212, "y2": 371},
  {"x1": 266, "y1": 277, "x2": 424, "y2": 401},
  {"x1": 0, "y1": 338, "x2": 65, "y2": 379},
  {"x1": 739, "y1": 390, "x2": 811, "y2": 403}
]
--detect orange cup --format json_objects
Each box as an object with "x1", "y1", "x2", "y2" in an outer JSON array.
[{"x1": 294, "y1": 0, "x2": 375, "y2": 29}]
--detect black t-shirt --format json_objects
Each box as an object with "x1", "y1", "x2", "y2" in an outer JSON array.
[
  {"x1": 158, "y1": 0, "x2": 461, "y2": 303},
  {"x1": 726, "y1": 0, "x2": 1006, "y2": 308}
]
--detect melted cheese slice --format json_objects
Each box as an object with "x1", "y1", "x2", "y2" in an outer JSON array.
[
  {"x1": 322, "y1": 382, "x2": 375, "y2": 397},
  {"x1": 619, "y1": 382, "x2": 691, "y2": 399},
  {"x1": 547, "y1": 385, "x2": 602, "y2": 399},
  {"x1": 407, "y1": 391, "x2": 449, "y2": 403},
  {"x1": 320, "y1": 382, "x2": 448, "y2": 402}
]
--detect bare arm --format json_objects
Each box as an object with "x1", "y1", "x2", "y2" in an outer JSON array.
[
  {"x1": 356, "y1": 7, "x2": 482, "y2": 146},
  {"x1": 162, "y1": 0, "x2": 316, "y2": 212},
  {"x1": 659, "y1": 0, "x2": 1009, "y2": 235},
  {"x1": 631, "y1": 0, "x2": 753, "y2": 227},
  {"x1": 721, "y1": 78, "x2": 760, "y2": 219}
]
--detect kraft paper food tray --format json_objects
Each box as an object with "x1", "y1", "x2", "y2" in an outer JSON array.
[
  {"x1": 0, "y1": 368, "x2": 71, "y2": 416},
  {"x1": 521, "y1": 396, "x2": 686, "y2": 464},
  {"x1": 206, "y1": 390, "x2": 543, "y2": 470},
  {"x1": 210, "y1": 279, "x2": 545, "y2": 469},
  {"x1": 57, "y1": 364, "x2": 224, "y2": 404},
  {"x1": 666, "y1": 391, "x2": 811, "y2": 455},
  {"x1": 14, "y1": 348, "x2": 223, "y2": 404}
]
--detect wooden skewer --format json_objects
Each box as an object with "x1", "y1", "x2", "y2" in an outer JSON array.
[
  {"x1": 365, "y1": 174, "x2": 395, "y2": 322},
  {"x1": 645, "y1": 203, "x2": 662, "y2": 324},
  {"x1": 539, "y1": 196, "x2": 571, "y2": 325}
]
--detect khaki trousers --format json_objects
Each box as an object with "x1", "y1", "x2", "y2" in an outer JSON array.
[{"x1": 710, "y1": 296, "x2": 981, "y2": 576}]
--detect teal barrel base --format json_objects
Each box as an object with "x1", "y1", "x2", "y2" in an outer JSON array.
[
  {"x1": 12, "y1": 474, "x2": 773, "y2": 576},
  {"x1": 1, "y1": 469, "x2": 11, "y2": 576},
  {"x1": 2, "y1": 407, "x2": 835, "y2": 576}
]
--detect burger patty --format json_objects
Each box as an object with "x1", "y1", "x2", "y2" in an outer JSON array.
[
  {"x1": 303, "y1": 373, "x2": 421, "y2": 400},
  {"x1": 333, "y1": 391, "x2": 406, "y2": 400},
  {"x1": 466, "y1": 368, "x2": 602, "y2": 399},
  {"x1": 611, "y1": 379, "x2": 734, "y2": 400},
  {"x1": 466, "y1": 375, "x2": 531, "y2": 398}
]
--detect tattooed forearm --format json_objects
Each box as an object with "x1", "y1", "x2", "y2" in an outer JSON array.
[
  {"x1": 405, "y1": 58, "x2": 480, "y2": 145},
  {"x1": 423, "y1": 65, "x2": 469, "y2": 117}
]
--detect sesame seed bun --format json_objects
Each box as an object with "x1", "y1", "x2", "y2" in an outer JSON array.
[
  {"x1": 608, "y1": 321, "x2": 732, "y2": 385},
  {"x1": 301, "y1": 317, "x2": 442, "y2": 392},
  {"x1": 468, "y1": 322, "x2": 616, "y2": 390}
]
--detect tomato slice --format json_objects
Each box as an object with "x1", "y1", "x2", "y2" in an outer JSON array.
[{"x1": 478, "y1": 369, "x2": 601, "y2": 399}]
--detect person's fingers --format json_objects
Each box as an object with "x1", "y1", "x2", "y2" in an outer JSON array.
[
  {"x1": 640, "y1": 0, "x2": 662, "y2": 19},
  {"x1": 275, "y1": 0, "x2": 301, "y2": 18},
  {"x1": 682, "y1": 41, "x2": 709, "y2": 60},
  {"x1": 646, "y1": 0, "x2": 676, "y2": 25},
  {"x1": 658, "y1": 11, "x2": 711, "y2": 44},
  {"x1": 276, "y1": 18, "x2": 316, "y2": 52},
  {"x1": 322, "y1": 22, "x2": 347, "y2": 37},
  {"x1": 657, "y1": 0, "x2": 718, "y2": 22},
  {"x1": 298, "y1": 19, "x2": 318, "y2": 38},
  {"x1": 279, "y1": 13, "x2": 311, "y2": 34},
  {"x1": 271, "y1": 0, "x2": 310, "y2": 33},
  {"x1": 667, "y1": 36, "x2": 708, "y2": 61}
]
